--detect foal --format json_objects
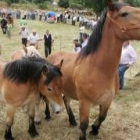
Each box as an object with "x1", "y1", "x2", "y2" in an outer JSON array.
[{"x1": 0, "y1": 56, "x2": 63, "y2": 140}]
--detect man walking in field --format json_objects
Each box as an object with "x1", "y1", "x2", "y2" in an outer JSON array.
[
  {"x1": 19, "y1": 26, "x2": 30, "y2": 47},
  {"x1": 43, "y1": 30, "x2": 54, "y2": 57}
]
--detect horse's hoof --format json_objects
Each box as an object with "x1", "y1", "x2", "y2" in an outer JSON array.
[
  {"x1": 45, "y1": 116, "x2": 51, "y2": 121},
  {"x1": 35, "y1": 121, "x2": 41, "y2": 125},
  {"x1": 70, "y1": 121, "x2": 77, "y2": 126},
  {"x1": 5, "y1": 137, "x2": 15, "y2": 140},
  {"x1": 79, "y1": 136, "x2": 86, "y2": 140},
  {"x1": 28, "y1": 129, "x2": 39, "y2": 138},
  {"x1": 89, "y1": 126, "x2": 99, "y2": 135}
]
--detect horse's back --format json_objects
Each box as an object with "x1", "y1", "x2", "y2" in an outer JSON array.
[{"x1": 11, "y1": 49, "x2": 26, "y2": 61}]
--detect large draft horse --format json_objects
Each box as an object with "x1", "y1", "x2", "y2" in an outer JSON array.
[
  {"x1": 0, "y1": 56, "x2": 63, "y2": 140},
  {"x1": 47, "y1": 1, "x2": 140, "y2": 140}
]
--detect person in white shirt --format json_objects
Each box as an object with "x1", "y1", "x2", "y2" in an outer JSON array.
[
  {"x1": 82, "y1": 33, "x2": 89, "y2": 48},
  {"x1": 19, "y1": 26, "x2": 30, "y2": 47},
  {"x1": 28, "y1": 30, "x2": 40, "y2": 48},
  {"x1": 119, "y1": 41, "x2": 136, "y2": 89},
  {"x1": 73, "y1": 39, "x2": 82, "y2": 53}
]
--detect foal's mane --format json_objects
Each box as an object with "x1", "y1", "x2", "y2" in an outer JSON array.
[
  {"x1": 3, "y1": 56, "x2": 62, "y2": 84},
  {"x1": 77, "y1": 2, "x2": 127, "y2": 61}
]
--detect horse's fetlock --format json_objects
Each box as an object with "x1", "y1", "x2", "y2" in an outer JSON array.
[{"x1": 89, "y1": 125, "x2": 99, "y2": 135}]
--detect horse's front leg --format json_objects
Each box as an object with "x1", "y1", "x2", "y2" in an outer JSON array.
[
  {"x1": 4, "y1": 104, "x2": 16, "y2": 140},
  {"x1": 63, "y1": 95, "x2": 77, "y2": 126},
  {"x1": 90, "y1": 99, "x2": 112, "y2": 135},
  {"x1": 34, "y1": 94, "x2": 41, "y2": 125},
  {"x1": 79, "y1": 100, "x2": 91, "y2": 140},
  {"x1": 45, "y1": 98, "x2": 51, "y2": 120},
  {"x1": 28, "y1": 102, "x2": 39, "y2": 137}
]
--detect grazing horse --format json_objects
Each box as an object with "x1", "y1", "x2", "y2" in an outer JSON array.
[
  {"x1": 0, "y1": 56, "x2": 63, "y2": 140},
  {"x1": 47, "y1": 1, "x2": 140, "y2": 140}
]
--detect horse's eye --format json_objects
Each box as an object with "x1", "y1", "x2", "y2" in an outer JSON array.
[
  {"x1": 120, "y1": 12, "x2": 129, "y2": 17},
  {"x1": 47, "y1": 87, "x2": 53, "y2": 92}
]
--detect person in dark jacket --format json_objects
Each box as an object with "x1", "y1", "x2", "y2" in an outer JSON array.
[
  {"x1": 44, "y1": 30, "x2": 54, "y2": 57},
  {"x1": 1, "y1": 18, "x2": 7, "y2": 34}
]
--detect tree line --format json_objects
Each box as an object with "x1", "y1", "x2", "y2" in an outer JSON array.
[{"x1": 2, "y1": 0, "x2": 140, "y2": 16}]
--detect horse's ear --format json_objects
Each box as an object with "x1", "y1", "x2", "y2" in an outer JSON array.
[
  {"x1": 23, "y1": 46, "x2": 28, "y2": 54},
  {"x1": 106, "y1": 0, "x2": 114, "y2": 11},
  {"x1": 56, "y1": 59, "x2": 64, "y2": 69},
  {"x1": 42, "y1": 65, "x2": 48, "y2": 75}
]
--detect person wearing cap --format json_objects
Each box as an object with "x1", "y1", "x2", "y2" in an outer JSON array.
[
  {"x1": 28, "y1": 30, "x2": 40, "y2": 48},
  {"x1": 118, "y1": 41, "x2": 137, "y2": 89},
  {"x1": 19, "y1": 26, "x2": 30, "y2": 47},
  {"x1": 73, "y1": 39, "x2": 82, "y2": 53}
]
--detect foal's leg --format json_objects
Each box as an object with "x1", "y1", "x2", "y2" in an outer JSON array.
[
  {"x1": 63, "y1": 95, "x2": 77, "y2": 126},
  {"x1": 45, "y1": 99, "x2": 51, "y2": 120},
  {"x1": 79, "y1": 100, "x2": 91, "y2": 140},
  {"x1": 90, "y1": 100, "x2": 112, "y2": 135},
  {"x1": 34, "y1": 94, "x2": 41, "y2": 125},
  {"x1": 4, "y1": 104, "x2": 16, "y2": 140},
  {"x1": 28, "y1": 102, "x2": 39, "y2": 137}
]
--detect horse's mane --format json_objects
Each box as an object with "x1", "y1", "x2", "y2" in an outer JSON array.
[
  {"x1": 3, "y1": 56, "x2": 62, "y2": 84},
  {"x1": 77, "y1": 2, "x2": 127, "y2": 61}
]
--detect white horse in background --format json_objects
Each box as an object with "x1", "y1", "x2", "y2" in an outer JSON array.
[{"x1": 11, "y1": 45, "x2": 42, "y2": 61}]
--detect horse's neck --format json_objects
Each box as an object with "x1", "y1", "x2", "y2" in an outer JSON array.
[{"x1": 91, "y1": 20, "x2": 123, "y2": 76}]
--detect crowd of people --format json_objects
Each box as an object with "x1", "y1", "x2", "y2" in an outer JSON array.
[{"x1": 0, "y1": 8, "x2": 97, "y2": 30}]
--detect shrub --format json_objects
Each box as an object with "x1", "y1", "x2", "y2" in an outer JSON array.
[
  {"x1": 38, "y1": 3, "x2": 48, "y2": 10},
  {"x1": 58, "y1": 0, "x2": 69, "y2": 8},
  {"x1": 19, "y1": 0, "x2": 30, "y2": 4},
  {"x1": 69, "y1": 3, "x2": 84, "y2": 10}
]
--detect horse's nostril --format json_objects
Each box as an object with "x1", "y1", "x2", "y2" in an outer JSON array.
[
  {"x1": 48, "y1": 87, "x2": 52, "y2": 91},
  {"x1": 56, "y1": 111, "x2": 60, "y2": 114}
]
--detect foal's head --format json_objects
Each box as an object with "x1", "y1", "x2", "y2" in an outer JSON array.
[
  {"x1": 4, "y1": 56, "x2": 64, "y2": 111},
  {"x1": 107, "y1": 1, "x2": 140, "y2": 40},
  {"x1": 39, "y1": 60, "x2": 64, "y2": 113}
]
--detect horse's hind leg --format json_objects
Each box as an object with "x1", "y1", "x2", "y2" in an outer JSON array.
[
  {"x1": 79, "y1": 100, "x2": 91, "y2": 140},
  {"x1": 90, "y1": 100, "x2": 112, "y2": 135},
  {"x1": 63, "y1": 95, "x2": 77, "y2": 126},
  {"x1": 28, "y1": 102, "x2": 39, "y2": 137},
  {"x1": 4, "y1": 104, "x2": 16, "y2": 140}
]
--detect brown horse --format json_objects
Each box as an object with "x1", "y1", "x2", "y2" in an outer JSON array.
[
  {"x1": 10, "y1": 46, "x2": 58, "y2": 123},
  {"x1": 47, "y1": 1, "x2": 140, "y2": 140},
  {"x1": 0, "y1": 56, "x2": 63, "y2": 140}
]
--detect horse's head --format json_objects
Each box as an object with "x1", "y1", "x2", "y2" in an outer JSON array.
[
  {"x1": 39, "y1": 60, "x2": 64, "y2": 113},
  {"x1": 107, "y1": 0, "x2": 140, "y2": 40}
]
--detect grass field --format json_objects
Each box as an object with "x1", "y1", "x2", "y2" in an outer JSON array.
[{"x1": 0, "y1": 19, "x2": 140, "y2": 140}]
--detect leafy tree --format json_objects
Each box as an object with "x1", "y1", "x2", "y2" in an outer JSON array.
[{"x1": 58, "y1": 0, "x2": 69, "y2": 8}]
